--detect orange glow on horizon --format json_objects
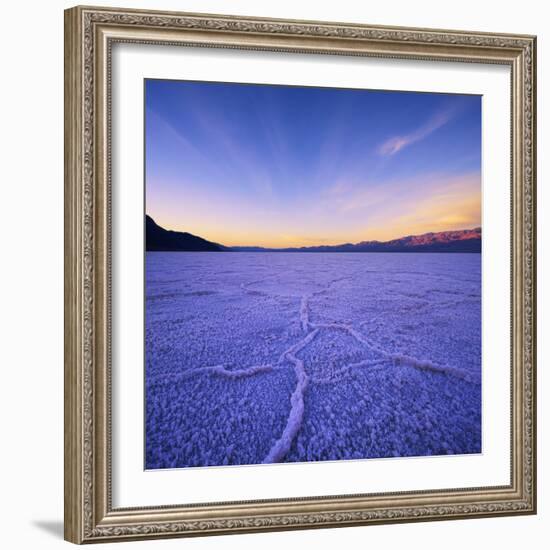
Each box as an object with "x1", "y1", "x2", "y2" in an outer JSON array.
[{"x1": 147, "y1": 172, "x2": 481, "y2": 248}]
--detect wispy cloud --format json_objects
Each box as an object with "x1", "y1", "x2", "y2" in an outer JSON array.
[{"x1": 378, "y1": 109, "x2": 454, "y2": 157}]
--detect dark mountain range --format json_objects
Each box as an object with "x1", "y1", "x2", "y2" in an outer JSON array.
[
  {"x1": 146, "y1": 215, "x2": 481, "y2": 253},
  {"x1": 146, "y1": 215, "x2": 223, "y2": 251}
]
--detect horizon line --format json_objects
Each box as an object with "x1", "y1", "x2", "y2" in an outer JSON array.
[{"x1": 146, "y1": 214, "x2": 481, "y2": 250}]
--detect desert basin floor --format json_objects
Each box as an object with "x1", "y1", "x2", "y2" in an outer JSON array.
[{"x1": 145, "y1": 252, "x2": 481, "y2": 469}]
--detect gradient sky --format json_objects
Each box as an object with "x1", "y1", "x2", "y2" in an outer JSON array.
[{"x1": 145, "y1": 79, "x2": 481, "y2": 248}]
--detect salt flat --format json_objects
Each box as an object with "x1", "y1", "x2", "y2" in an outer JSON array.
[{"x1": 145, "y1": 252, "x2": 481, "y2": 469}]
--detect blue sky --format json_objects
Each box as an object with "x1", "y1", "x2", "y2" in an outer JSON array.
[{"x1": 145, "y1": 79, "x2": 481, "y2": 247}]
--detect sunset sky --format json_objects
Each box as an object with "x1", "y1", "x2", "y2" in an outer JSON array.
[{"x1": 145, "y1": 79, "x2": 481, "y2": 248}]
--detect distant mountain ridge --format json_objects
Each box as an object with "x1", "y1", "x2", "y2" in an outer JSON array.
[
  {"x1": 146, "y1": 215, "x2": 481, "y2": 253},
  {"x1": 232, "y1": 227, "x2": 481, "y2": 253},
  {"x1": 287, "y1": 227, "x2": 482, "y2": 253}
]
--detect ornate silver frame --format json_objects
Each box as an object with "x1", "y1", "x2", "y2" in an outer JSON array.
[{"x1": 64, "y1": 5, "x2": 537, "y2": 544}]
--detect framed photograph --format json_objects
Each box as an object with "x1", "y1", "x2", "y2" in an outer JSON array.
[{"x1": 64, "y1": 5, "x2": 537, "y2": 544}]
